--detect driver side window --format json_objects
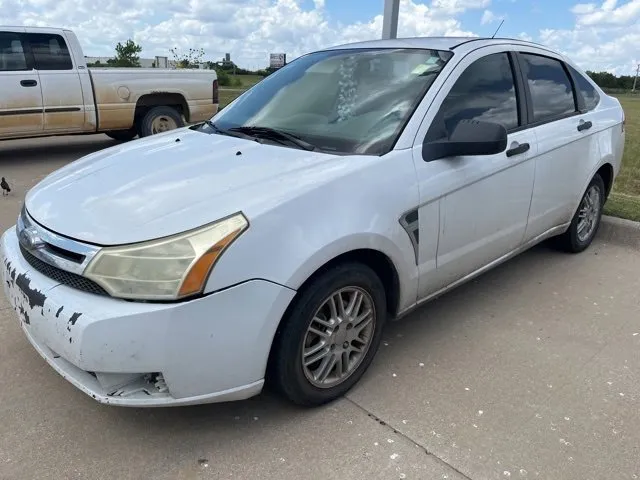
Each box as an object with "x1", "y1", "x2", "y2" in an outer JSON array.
[{"x1": 427, "y1": 53, "x2": 520, "y2": 141}]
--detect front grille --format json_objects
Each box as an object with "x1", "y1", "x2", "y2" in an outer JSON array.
[{"x1": 20, "y1": 245, "x2": 109, "y2": 297}]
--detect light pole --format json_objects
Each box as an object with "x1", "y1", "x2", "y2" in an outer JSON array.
[
  {"x1": 632, "y1": 63, "x2": 639, "y2": 92},
  {"x1": 382, "y1": 0, "x2": 400, "y2": 39}
]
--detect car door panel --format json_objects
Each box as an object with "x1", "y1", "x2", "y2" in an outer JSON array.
[
  {"x1": 25, "y1": 31, "x2": 85, "y2": 132},
  {"x1": 0, "y1": 30, "x2": 44, "y2": 138},
  {"x1": 524, "y1": 119, "x2": 596, "y2": 238},
  {"x1": 515, "y1": 50, "x2": 598, "y2": 240},
  {"x1": 413, "y1": 130, "x2": 536, "y2": 294},
  {"x1": 409, "y1": 47, "x2": 536, "y2": 300},
  {"x1": 435, "y1": 131, "x2": 536, "y2": 287}
]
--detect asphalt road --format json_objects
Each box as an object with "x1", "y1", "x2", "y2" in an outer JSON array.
[{"x1": 1, "y1": 135, "x2": 639, "y2": 480}]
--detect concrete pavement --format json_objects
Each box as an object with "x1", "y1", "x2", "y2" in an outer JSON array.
[{"x1": 0, "y1": 135, "x2": 639, "y2": 480}]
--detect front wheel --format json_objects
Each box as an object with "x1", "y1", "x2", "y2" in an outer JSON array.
[
  {"x1": 269, "y1": 263, "x2": 387, "y2": 407},
  {"x1": 554, "y1": 173, "x2": 605, "y2": 253}
]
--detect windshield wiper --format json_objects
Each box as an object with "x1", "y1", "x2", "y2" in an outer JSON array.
[
  {"x1": 228, "y1": 126, "x2": 318, "y2": 151},
  {"x1": 201, "y1": 121, "x2": 256, "y2": 140}
]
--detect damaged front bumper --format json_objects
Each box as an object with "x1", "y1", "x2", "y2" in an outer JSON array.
[{"x1": 1, "y1": 227, "x2": 296, "y2": 407}]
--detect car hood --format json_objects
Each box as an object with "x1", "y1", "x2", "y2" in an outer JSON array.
[{"x1": 25, "y1": 128, "x2": 350, "y2": 245}]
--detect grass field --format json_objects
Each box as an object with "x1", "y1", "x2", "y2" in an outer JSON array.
[
  {"x1": 232, "y1": 74, "x2": 264, "y2": 88},
  {"x1": 604, "y1": 95, "x2": 640, "y2": 221},
  {"x1": 219, "y1": 89, "x2": 243, "y2": 108},
  {"x1": 217, "y1": 89, "x2": 640, "y2": 221}
]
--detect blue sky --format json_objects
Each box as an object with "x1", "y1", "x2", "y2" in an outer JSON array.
[
  {"x1": 2, "y1": 0, "x2": 639, "y2": 74},
  {"x1": 321, "y1": 0, "x2": 576, "y2": 39}
]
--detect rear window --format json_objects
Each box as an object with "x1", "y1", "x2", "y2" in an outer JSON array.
[
  {"x1": 520, "y1": 53, "x2": 577, "y2": 123},
  {"x1": 27, "y1": 33, "x2": 73, "y2": 71},
  {"x1": 567, "y1": 64, "x2": 600, "y2": 111}
]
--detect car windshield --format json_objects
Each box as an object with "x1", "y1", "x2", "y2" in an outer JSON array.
[{"x1": 206, "y1": 47, "x2": 453, "y2": 155}]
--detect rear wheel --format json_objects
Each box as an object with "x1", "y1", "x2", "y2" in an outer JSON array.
[
  {"x1": 138, "y1": 106, "x2": 184, "y2": 137},
  {"x1": 269, "y1": 263, "x2": 387, "y2": 407},
  {"x1": 554, "y1": 173, "x2": 605, "y2": 253}
]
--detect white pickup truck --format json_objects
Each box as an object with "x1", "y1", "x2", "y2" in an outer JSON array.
[{"x1": 0, "y1": 26, "x2": 219, "y2": 141}]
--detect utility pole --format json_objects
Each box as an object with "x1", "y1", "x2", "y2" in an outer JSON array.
[
  {"x1": 632, "y1": 63, "x2": 639, "y2": 92},
  {"x1": 382, "y1": 0, "x2": 400, "y2": 39}
]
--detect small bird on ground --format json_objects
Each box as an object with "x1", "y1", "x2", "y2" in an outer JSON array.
[{"x1": 1, "y1": 177, "x2": 11, "y2": 196}]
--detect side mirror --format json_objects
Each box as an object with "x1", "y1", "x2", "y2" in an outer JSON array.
[{"x1": 422, "y1": 119, "x2": 508, "y2": 162}]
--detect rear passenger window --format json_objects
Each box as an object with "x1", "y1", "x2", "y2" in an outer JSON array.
[
  {"x1": 27, "y1": 33, "x2": 73, "y2": 71},
  {"x1": 428, "y1": 52, "x2": 519, "y2": 140},
  {"x1": 567, "y1": 64, "x2": 600, "y2": 111},
  {"x1": 0, "y1": 33, "x2": 28, "y2": 71},
  {"x1": 520, "y1": 53, "x2": 576, "y2": 122}
]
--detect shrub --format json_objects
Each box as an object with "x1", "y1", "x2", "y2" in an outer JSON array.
[{"x1": 216, "y1": 69, "x2": 231, "y2": 86}]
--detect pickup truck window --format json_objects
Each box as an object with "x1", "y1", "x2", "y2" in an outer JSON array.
[
  {"x1": 212, "y1": 47, "x2": 453, "y2": 155},
  {"x1": 0, "y1": 33, "x2": 29, "y2": 71},
  {"x1": 26, "y1": 33, "x2": 73, "y2": 71}
]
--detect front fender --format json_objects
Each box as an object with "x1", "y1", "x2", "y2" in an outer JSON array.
[
  {"x1": 202, "y1": 151, "x2": 421, "y2": 313},
  {"x1": 283, "y1": 231, "x2": 417, "y2": 309}
]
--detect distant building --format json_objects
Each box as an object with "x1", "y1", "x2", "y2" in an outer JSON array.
[{"x1": 83, "y1": 55, "x2": 179, "y2": 68}]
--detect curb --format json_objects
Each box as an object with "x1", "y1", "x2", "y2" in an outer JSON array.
[{"x1": 598, "y1": 215, "x2": 640, "y2": 249}]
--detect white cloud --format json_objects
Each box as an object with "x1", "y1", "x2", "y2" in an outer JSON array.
[
  {"x1": 572, "y1": 0, "x2": 640, "y2": 25},
  {"x1": 0, "y1": 0, "x2": 485, "y2": 69},
  {"x1": 538, "y1": 26, "x2": 640, "y2": 74},
  {"x1": 534, "y1": 0, "x2": 640, "y2": 74},
  {"x1": 431, "y1": 0, "x2": 491, "y2": 15},
  {"x1": 0, "y1": 0, "x2": 637, "y2": 74},
  {"x1": 481, "y1": 9, "x2": 497, "y2": 24},
  {"x1": 571, "y1": 3, "x2": 597, "y2": 14},
  {"x1": 480, "y1": 9, "x2": 505, "y2": 24}
]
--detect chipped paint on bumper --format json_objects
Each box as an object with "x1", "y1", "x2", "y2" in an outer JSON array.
[{"x1": 1, "y1": 228, "x2": 296, "y2": 407}]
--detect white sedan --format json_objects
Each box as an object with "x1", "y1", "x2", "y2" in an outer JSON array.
[{"x1": 1, "y1": 36, "x2": 625, "y2": 407}]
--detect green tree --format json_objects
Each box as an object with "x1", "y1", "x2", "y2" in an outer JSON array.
[
  {"x1": 586, "y1": 70, "x2": 635, "y2": 90},
  {"x1": 114, "y1": 39, "x2": 142, "y2": 67},
  {"x1": 170, "y1": 47, "x2": 205, "y2": 69}
]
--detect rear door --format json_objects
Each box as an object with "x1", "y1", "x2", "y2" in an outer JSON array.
[
  {"x1": 0, "y1": 29, "x2": 44, "y2": 138},
  {"x1": 24, "y1": 30, "x2": 86, "y2": 133},
  {"x1": 515, "y1": 49, "x2": 598, "y2": 240}
]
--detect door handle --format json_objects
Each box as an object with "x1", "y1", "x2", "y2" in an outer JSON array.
[
  {"x1": 577, "y1": 120, "x2": 592, "y2": 132},
  {"x1": 506, "y1": 142, "x2": 530, "y2": 157},
  {"x1": 20, "y1": 79, "x2": 38, "y2": 87}
]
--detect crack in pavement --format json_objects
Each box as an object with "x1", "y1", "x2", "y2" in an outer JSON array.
[{"x1": 345, "y1": 396, "x2": 474, "y2": 480}]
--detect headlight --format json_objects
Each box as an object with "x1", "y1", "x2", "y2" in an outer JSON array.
[{"x1": 84, "y1": 213, "x2": 249, "y2": 301}]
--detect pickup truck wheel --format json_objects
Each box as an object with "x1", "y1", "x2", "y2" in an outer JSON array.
[
  {"x1": 139, "y1": 106, "x2": 184, "y2": 137},
  {"x1": 269, "y1": 262, "x2": 387, "y2": 407},
  {"x1": 105, "y1": 128, "x2": 137, "y2": 142}
]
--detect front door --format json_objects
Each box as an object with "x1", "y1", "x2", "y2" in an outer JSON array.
[
  {"x1": 411, "y1": 47, "x2": 537, "y2": 299},
  {"x1": 24, "y1": 31, "x2": 85, "y2": 133},
  {"x1": 0, "y1": 30, "x2": 44, "y2": 138}
]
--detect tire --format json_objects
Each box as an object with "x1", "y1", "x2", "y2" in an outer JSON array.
[
  {"x1": 105, "y1": 128, "x2": 137, "y2": 142},
  {"x1": 138, "y1": 106, "x2": 184, "y2": 137},
  {"x1": 554, "y1": 173, "x2": 606, "y2": 253},
  {"x1": 269, "y1": 262, "x2": 387, "y2": 407}
]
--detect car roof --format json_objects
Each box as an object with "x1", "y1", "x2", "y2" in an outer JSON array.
[{"x1": 322, "y1": 36, "x2": 558, "y2": 56}]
